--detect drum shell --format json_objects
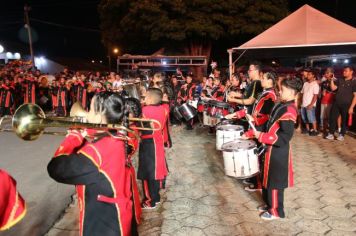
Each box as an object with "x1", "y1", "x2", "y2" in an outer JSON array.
[
  {"x1": 216, "y1": 125, "x2": 244, "y2": 150},
  {"x1": 208, "y1": 100, "x2": 231, "y2": 118},
  {"x1": 221, "y1": 140, "x2": 259, "y2": 179},
  {"x1": 178, "y1": 103, "x2": 197, "y2": 121},
  {"x1": 173, "y1": 106, "x2": 183, "y2": 120}
]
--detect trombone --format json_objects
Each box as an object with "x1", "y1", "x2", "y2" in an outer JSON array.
[
  {"x1": 67, "y1": 102, "x2": 162, "y2": 132},
  {"x1": 5, "y1": 102, "x2": 161, "y2": 141}
]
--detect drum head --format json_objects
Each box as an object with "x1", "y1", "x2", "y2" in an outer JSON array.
[
  {"x1": 217, "y1": 124, "x2": 244, "y2": 131},
  {"x1": 221, "y1": 140, "x2": 256, "y2": 152},
  {"x1": 215, "y1": 101, "x2": 230, "y2": 109},
  {"x1": 208, "y1": 100, "x2": 219, "y2": 106},
  {"x1": 217, "y1": 119, "x2": 234, "y2": 126}
]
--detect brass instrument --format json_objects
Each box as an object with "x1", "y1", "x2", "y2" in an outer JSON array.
[
  {"x1": 11, "y1": 103, "x2": 135, "y2": 141},
  {"x1": 67, "y1": 102, "x2": 162, "y2": 131},
  {"x1": 3, "y1": 102, "x2": 161, "y2": 141}
]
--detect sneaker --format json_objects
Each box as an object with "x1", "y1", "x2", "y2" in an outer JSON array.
[
  {"x1": 325, "y1": 133, "x2": 334, "y2": 140},
  {"x1": 141, "y1": 203, "x2": 157, "y2": 210},
  {"x1": 185, "y1": 126, "x2": 193, "y2": 130},
  {"x1": 244, "y1": 185, "x2": 259, "y2": 192},
  {"x1": 260, "y1": 211, "x2": 280, "y2": 221},
  {"x1": 257, "y1": 205, "x2": 268, "y2": 212},
  {"x1": 337, "y1": 135, "x2": 344, "y2": 141}
]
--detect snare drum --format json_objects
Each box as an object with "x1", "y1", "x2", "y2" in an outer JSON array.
[
  {"x1": 221, "y1": 140, "x2": 259, "y2": 179},
  {"x1": 216, "y1": 124, "x2": 244, "y2": 150},
  {"x1": 178, "y1": 103, "x2": 197, "y2": 121},
  {"x1": 188, "y1": 99, "x2": 198, "y2": 109},
  {"x1": 173, "y1": 106, "x2": 183, "y2": 120},
  {"x1": 208, "y1": 100, "x2": 231, "y2": 118},
  {"x1": 197, "y1": 99, "x2": 208, "y2": 113},
  {"x1": 203, "y1": 111, "x2": 210, "y2": 126}
]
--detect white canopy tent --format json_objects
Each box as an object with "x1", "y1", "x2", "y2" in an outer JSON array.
[{"x1": 228, "y1": 4, "x2": 356, "y2": 75}]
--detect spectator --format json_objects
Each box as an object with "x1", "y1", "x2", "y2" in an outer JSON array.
[
  {"x1": 326, "y1": 66, "x2": 356, "y2": 141},
  {"x1": 301, "y1": 70, "x2": 319, "y2": 136},
  {"x1": 320, "y1": 67, "x2": 336, "y2": 134}
]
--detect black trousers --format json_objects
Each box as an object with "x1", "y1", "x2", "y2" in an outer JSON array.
[
  {"x1": 142, "y1": 179, "x2": 161, "y2": 207},
  {"x1": 56, "y1": 106, "x2": 68, "y2": 116},
  {"x1": 262, "y1": 188, "x2": 285, "y2": 218},
  {"x1": 329, "y1": 103, "x2": 349, "y2": 135},
  {"x1": 0, "y1": 107, "x2": 11, "y2": 117}
]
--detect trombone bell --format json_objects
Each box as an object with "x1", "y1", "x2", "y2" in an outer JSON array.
[{"x1": 12, "y1": 103, "x2": 46, "y2": 141}]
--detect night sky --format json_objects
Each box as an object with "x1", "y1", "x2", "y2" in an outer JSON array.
[{"x1": 0, "y1": 0, "x2": 355, "y2": 63}]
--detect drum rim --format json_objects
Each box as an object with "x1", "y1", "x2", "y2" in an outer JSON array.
[
  {"x1": 226, "y1": 172, "x2": 260, "y2": 179},
  {"x1": 216, "y1": 124, "x2": 244, "y2": 131},
  {"x1": 221, "y1": 140, "x2": 257, "y2": 151}
]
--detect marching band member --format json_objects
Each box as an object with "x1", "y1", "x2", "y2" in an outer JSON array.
[
  {"x1": 0, "y1": 169, "x2": 26, "y2": 231},
  {"x1": 138, "y1": 88, "x2": 168, "y2": 209},
  {"x1": 170, "y1": 75, "x2": 181, "y2": 125},
  {"x1": 177, "y1": 75, "x2": 196, "y2": 130},
  {"x1": 0, "y1": 78, "x2": 15, "y2": 116},
  {"x1": 48, "y1": 92, "x2": 140, "y2": 236},
  {"x1": 228, "y1": 62, "x2": 263, "y2": 132},
  {"x1": 211, "y1": 77, "x2": 225, "y2": 101},
  {"x1": 23, "y1": 74, "x2": 37, "y2": 104},
  {"x1": 74, "y1": 75, "x2": 90, "y2": 111},
  {"x1": 55, "y1": 77, "x2": 70, "y2": 116},
  {"x1": 250, "y1": 77, "x2": 303, "y2": 220},
  {"x1": 161, "y1": 87, "x2": 172, "y2": 148},
  {"x1": 226, "y1": 72, "x2": 278, "y2": 191}
]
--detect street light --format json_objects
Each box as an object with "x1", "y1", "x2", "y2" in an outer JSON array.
[
  {"x1": 14, "y1": 53, "x2": 21, "y2": 59},
  {"x1": 0, "y1": 45, "x2": 4, "y2": 54},
  {"x1": 6, "y1": 52, "x2": 13, "y2": 59},
  {"x1": 113, "y1": 48, "x2": 119, "y2": 54}
]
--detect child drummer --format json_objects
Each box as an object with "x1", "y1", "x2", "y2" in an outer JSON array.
[
  {"x1": 225, "y1": 72, "x2": 278, "y2": 191},
  {"x1": 248, "y1": 77, "x2": 303, "y2": 220}
]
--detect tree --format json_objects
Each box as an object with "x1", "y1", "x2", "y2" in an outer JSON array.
[{"x1": 98, "y1": 0, "x2": 288, "y2": 58}]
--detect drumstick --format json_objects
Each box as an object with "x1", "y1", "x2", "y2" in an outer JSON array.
[{"x1": 245, "y1": 115, "x2": 257, "y2": 132}]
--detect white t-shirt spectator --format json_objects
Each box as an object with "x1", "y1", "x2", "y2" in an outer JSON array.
[
  {"x1": 301, "y1": 80, "x2": 319, "y2": 107},
  {"x1": 112, "y1": 80, "x2": 122, "y2": 89}
]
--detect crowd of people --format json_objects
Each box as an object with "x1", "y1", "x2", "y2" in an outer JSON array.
[{"x1": 1, "y1": 58, "x2": 355, "y2": 233}]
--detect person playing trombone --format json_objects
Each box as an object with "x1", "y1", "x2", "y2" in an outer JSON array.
[{"x1": 47, "y1": 92, "x2": 141, "y2": 236}]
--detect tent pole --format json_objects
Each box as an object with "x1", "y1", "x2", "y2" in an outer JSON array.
[{"x1": 227, "y1": 49, "x2": 233, "y2": 79}]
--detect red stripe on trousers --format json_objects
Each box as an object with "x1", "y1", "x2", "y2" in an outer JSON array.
[
  {"x1": 143, "y1": 180, "x2": 152, "y2": 207},
  {"x1": 271, "y1": 189, "x2": 279, "y2": 217}
]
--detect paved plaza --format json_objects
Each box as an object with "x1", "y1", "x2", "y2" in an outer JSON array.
[{"x1": 45, "y1": 125, "x2": 356, "y2": 236}]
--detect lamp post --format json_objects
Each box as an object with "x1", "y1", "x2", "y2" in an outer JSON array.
[
  {"x1": 113, "y1": 48, "x2": 119, "y2": 73},
  {"x1": 108, "y1": 47, "x2": 119, "y2": 72}
]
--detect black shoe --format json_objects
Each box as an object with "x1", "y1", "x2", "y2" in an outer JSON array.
[
  {"x1": 301, "y1": 129, "x2": 309, "y2": 134},
  {"x1": 309, "y1": 130, "x2": 319, "y2": 136},
  {"x1": 186, "y1": 126, "x2": 193, "y2": 130}
]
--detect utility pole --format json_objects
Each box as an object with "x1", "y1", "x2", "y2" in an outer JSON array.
[{"x1": 24, "y1": 4, "x2": 35, "y2": 67}]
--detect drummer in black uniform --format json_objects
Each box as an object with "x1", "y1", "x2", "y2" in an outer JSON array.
[{"x1": 228, "y1": 62, "x2": 263, "y2": 115}]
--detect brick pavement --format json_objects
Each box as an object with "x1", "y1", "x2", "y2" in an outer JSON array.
[{"x1": 46, "y1": 125, "x2": 356, "y2": 236}]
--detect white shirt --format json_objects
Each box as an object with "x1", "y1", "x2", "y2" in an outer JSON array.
[
  {"x1": 112, "y1": 80, "x2": 122, "y2": 89},
  {"x1": 301, "y1": 80, "x2": 319, "y2": 107}
]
